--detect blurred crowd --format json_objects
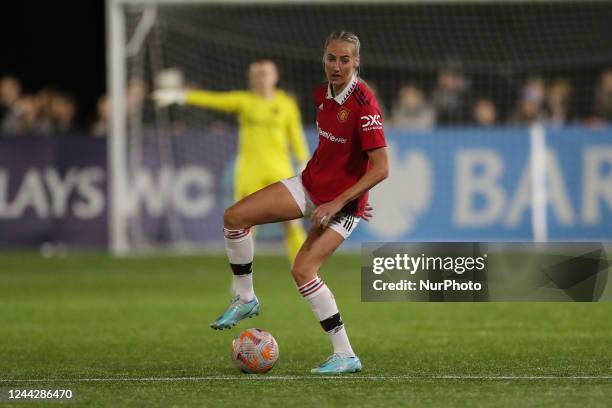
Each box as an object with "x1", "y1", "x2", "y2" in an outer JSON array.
[
  {"x1": 388, "y1": 67, "x2": 612, "y2": 130},
  {"x1": 2, "y1": 68, "x2": 612, "y2": 137},
  {"x1": 0, "y1": 76, "x2": 147, "y2": 138},
  {"x1": 0, "y1": 76, "x2": 82, "y2": 137}
]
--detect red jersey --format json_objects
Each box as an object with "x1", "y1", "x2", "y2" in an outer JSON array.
[{"x1": 302, "y1": 76, "x2": 387, "y2": 216}]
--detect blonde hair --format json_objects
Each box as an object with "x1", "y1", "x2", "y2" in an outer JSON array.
[{"x1": 324, "y1": 31, "x2": 360, "y2": 57}]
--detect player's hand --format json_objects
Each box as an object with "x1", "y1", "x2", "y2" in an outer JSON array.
[
  {"x1": 312, "y1": 200, "x2": 343, "y2": 228},
  {"x1": 361, "y1": 203, "x2": 374, "y2": 222},
  {"x1": 152, "y1": 88, "x2": 187, "y2": 108}
]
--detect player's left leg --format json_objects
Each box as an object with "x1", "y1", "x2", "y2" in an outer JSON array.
[{"x1": 292, "y1": 215, "x2": 362, "y2": 374}]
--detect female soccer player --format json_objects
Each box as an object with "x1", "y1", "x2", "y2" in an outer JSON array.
[
  {"x1": 213, "y1": 31, "x2": 388, "y2": 374},
  {"x1": 154, "y1": 60, "x2": 309, "y2": 264}
]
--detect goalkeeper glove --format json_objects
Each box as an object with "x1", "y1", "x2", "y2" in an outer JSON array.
[{"x1": 152, "y1": 89, "x2": 187, "y2": 107}]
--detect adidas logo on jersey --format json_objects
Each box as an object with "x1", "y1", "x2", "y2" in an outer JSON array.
[{"x1": 318, "y1": 103, "x2": 324, "y2": 111}]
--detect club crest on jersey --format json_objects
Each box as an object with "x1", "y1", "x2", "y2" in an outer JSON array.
[
  {"x1": 337, "y1": 107, "x2": 350, "y2": 123},
  {"x1": 360, "y1": 114, "x2": 383, "y2": 131}
]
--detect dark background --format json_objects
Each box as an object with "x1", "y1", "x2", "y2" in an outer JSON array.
[
  {"x1": 2, "y1": 1, "x2": 612, "y2": 127},
  {"x1": 158, "y1": 1, "x2": 612, "y2": 123},
  {"x1": 0, "y1": 1, "x2": 106, "y2": 126}
]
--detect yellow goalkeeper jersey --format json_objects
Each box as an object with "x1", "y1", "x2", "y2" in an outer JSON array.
[{"x1": 185, "y1": 89, "x2": 309, "y2": 190}]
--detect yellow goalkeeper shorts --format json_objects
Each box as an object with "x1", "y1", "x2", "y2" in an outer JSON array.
[{"x1": 234, "y1": 172, "x2": 295, "y2": 202}]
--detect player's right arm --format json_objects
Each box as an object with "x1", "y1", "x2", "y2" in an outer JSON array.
[{"x1": 153, "y1": 88, "x2": 246, "y2": 114}]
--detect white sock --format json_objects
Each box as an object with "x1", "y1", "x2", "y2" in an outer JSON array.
[
  {"x1": 298, "y1": 277, "x2": 355, "y2": 356},
  {"x1": 329, "y1": 326, "x2": 354, "y2": 357},
  {"x1": 224, "y1": 227, "x2": 255, "y2": 302},
  {"x1": 233, "y1": 273, "x2": 254, "y2": 302}
]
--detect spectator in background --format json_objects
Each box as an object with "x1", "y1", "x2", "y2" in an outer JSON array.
[
  {"x1": 431, "y1": 64, "x2": 471, "y2": 125},
  {"x1": 390, "y1": 84, "x2": 435, "y2": 130},
  {"x1": 36, "y1": 88, "x2": 57, "y2": 132},
  {"x1": 472, "y1": 98, "x2": 497, "y2": 127},
  {"x1": 91, "y1": 79, "x2": 161, "y2": 137},
  {"x1": 594, "y1": 68, "x2": 612, "y2": 122},
  {"x1": 14, "y1": 95, "x2": 52, "y2": 136},
  {"x1": 91, "y1": 94, "x2": 109, "y2": 137},
  {"x1": 50, "y1": 93, "x2": 77, "y2": 134},
  {"x1": 509, "y1": 76, "x2": 545, "y2": 126},
  {"x1": 544, "y1": 78, "x2": 573, "y2": 127},
  {"x1": 0, "y1": 76, "x2": 23, "y2": 134}
]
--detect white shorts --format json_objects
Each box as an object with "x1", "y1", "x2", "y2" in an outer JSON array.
[{"x1": 280, "y1": 175, "x2": 360, "y2": 240}]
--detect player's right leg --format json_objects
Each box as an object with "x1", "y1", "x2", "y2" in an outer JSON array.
[
  {"x1": 237, "y1": 176, "x2": 306, "y2": 265},
  {"x1": 211, "y1": 182, "x2": 303, "y2": 330}
]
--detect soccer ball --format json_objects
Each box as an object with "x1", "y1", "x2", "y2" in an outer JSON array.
[{"x1": 231, "y1": 328, "x2": 279, "y2": 374}]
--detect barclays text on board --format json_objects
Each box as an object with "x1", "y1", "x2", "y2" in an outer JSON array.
[{"x1": 1, "y1": 127, "x2": 611, "y2": 247}]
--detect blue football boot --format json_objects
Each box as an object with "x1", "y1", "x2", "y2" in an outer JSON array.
[
  {"x1": 210, "y1": 296, "x2": 259, "y2": 330},
  {"x1": 310, "y1": 353, "x2": 362, "y2": 374}
]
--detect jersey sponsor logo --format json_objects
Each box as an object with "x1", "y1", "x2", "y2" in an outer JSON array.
[
  {"x1": 316, "y1": 122, "x2": 347, "y2": 144},
  {"x1": 337, "y1": 107, "x2": 350, "y2": 123},
  {"x1": 361, "y1": 114, "x2": 383, "y2": 131},
  {"x1": 361, "y1": 115, "x2": 382, "y2": 128}
]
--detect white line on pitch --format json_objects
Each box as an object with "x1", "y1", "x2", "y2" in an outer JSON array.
[{"x1": 0, "y1": 375, "x2": 611, "y2": 383}]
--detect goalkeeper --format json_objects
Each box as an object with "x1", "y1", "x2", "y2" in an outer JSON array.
[{"x1": 154, "y1": 60, "x2": 309, "y2": 263}]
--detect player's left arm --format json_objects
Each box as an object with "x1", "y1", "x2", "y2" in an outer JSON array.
[{"x1": 311, "y1": 147, "x2": 388, "y2": 227}]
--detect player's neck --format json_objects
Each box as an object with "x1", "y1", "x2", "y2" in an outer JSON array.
[
  {"x1": 331, "y1": 75, "x2": 356, "y2": 97},
  {"x1": 255, "y1": 88, "x2": 275, "y2": 99},
  {"x1": 332, "y1": 83, "x2": 347, "y2": 96}
]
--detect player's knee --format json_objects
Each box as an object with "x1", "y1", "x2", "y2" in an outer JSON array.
[
  {"x1": 291, "y1": 261, "x2": 317, "y2": 285},
  {"x1": 223, "y1": 205, "x2": 248, "y2": 229}
]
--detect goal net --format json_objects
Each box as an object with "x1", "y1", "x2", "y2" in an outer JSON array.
[{"x1": 108, "y1": 0, "x2": 612, "y2": 253}]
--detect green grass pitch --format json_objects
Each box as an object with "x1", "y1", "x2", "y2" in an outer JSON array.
[{"x1": 0, "y1": 252, "x2": 610, "y2": 407}]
